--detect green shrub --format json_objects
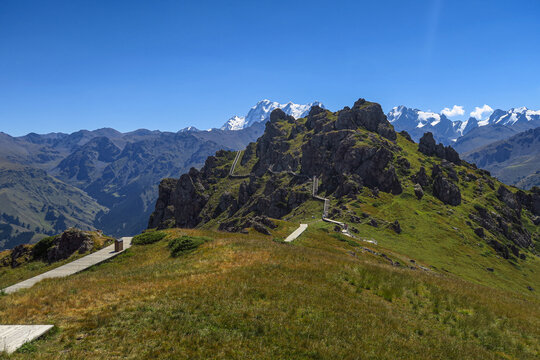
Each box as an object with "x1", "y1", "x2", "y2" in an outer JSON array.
[
  {"x1": 132, "y1": 231, "x2": 166, "y2": 245},
  {"x1": 168, "y1": 236, "x2": 209, "y2": 257},
  {"x1": 32, "y1": 235, "x2": 57, "y2": 260}
]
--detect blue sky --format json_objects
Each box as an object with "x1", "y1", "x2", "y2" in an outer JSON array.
[{"x1": 1, "y1": 0, "x2": 539, "y2": 136}]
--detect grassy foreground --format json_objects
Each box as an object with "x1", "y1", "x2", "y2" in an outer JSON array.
[{"x1": 0, "y1": 227, "x2": 538, "y2": 359}]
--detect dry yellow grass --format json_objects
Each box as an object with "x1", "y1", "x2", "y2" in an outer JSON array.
[{"x1": 0, "y1": 227, "x2": 538, "y2": 359}]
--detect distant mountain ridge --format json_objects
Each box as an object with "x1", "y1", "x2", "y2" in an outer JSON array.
[
  {"x1": 0, "y1": 101, "x2": 282, "y2": 250},
  {"x1": 220, "y1": 99, "x2": 324, "y2": 130},
  {"x1": 463, "y1": 127, "x2": 540, "y2": 189},
  {"x1": 387, "y1": 106, "x2": 463, "y2": 145},
  {"x1": 387, "y1": 105, "x2": 540, "y2": 148}
]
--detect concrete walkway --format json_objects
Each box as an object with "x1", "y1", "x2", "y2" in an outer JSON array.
[
  {"x1": 229, "y1": 151, "x2": 242, "y2": 176},
  {"x1": 0, "y1": 325, "x2": 54, "y2": 354},
  {"x1": 284, "y1": 224, "x2": 308, "y2": 242},
  {"x1": 2, "y1": 237, "x2": 132, "y2": 295}
]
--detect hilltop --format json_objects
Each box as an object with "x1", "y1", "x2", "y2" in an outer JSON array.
[{"x1": 150, "y1": 99, "x2": 539, "y2": 294}]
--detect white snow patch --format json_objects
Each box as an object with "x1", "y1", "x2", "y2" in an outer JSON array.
[
  {"x1": 220, "y1": 99, "x2": 324, "y2": 131},
  {"x1": 417, "y1": 111, "x2": 440, "y2": 126},
  {"x1": 221, "y1": 115, "x2": 247, "y2": 131}
]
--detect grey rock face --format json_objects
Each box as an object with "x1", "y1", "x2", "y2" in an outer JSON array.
[
  {"x1": 148, "y1": 178, "x2": 178, "y2": 229},
  {"x1": 418, "y1": 132, "x2": 461, "y2": 164},
  {"x1": 46, "y1": 228, "x2": 94, "y2": 263},
  {"x1": 412, "y1": 167, "x2": 430, "y2": 188},
  {"x1": 432, "y1": 175, "x2": 461, "y2": 206},
  {"x1": 10, "y1": 244, "x2": 32, "y2": 268}
]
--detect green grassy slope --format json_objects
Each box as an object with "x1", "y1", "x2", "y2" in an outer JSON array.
[
  {"x1": 180, "y1": 110, "x2": 539, "y2": 296},
  {"x1": 0, "y1": 228, "x2": 538, "y2": 359}
]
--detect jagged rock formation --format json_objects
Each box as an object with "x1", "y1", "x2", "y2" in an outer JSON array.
[
  {"x1": 45, "y1": 228, "x2": 95, "y2": 263},
  {"x1": 418, "y1": 132, "x2": 461, "y2": 164},
  {"x1": 149, "y1": 98, "x2": 539, "y2": 261},
  {"x1": 149, "y1": 99, "x2": 404, "y2": 231}
]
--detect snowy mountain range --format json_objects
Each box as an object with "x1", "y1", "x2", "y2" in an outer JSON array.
[
  {"x1": 387, "y1": 106, "x2": 540, "y2": 149},
  {"x1": 221, "y1": 99, "x2": 324, "y2": 131}
]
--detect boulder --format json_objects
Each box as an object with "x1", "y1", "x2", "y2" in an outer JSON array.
[
  {"x1": 474, "y1": 227, "x2": 485, "y2": 238},
  {"x1": 10, "y1": 244, "x2": 32, "y2": 268},
  {"x1": 418, "y1": 132, "x2": 460, "y2": 164},
  {"x1": 214, "y1": 192, "x2": 237, "y2": 217},
  {"x1": 399, "y1": 130, "x2": 414, "y2": 142},
  {"x1": 46, "y1": 228, "x2": 94, "y2": 263},
  {"x1": 391, "y1": 220, "x2": 402, "y2": 234},
  {"x1": 497, "y1": 185, "x2": 521, "y2": 214},
  {"x1": 414, "y1": 184, "x2": 424, "y2": 200},
  {"x1": 411, "y1": 167, "x2": 430, "y2": 188},
  {"x1": 432, "y1": 175, "x2": 461, "y2": 206}
]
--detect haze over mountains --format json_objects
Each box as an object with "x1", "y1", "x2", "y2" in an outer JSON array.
[
  {"x1": 463, "y1": 127, "x2": 540, "y2": 189},
  {"x1": 0, "y1": 100, "x2": 322, "y2": 250},
  {"x1": 1, "y1": 98, "x2": 539, "y2": 250}
]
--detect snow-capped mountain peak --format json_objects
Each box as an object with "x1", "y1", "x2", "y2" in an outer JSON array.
[
  {"x1": 179, "y1": 126, "x2": 200, "y2": 133},
  {"x1": 387, "y1": 105, "x2": 540, "y2": 146},
  {"x1": 221, "y1": 100, "x2": 325, "y2": 131},
  {"x1": 387, "y1": 106, "x2": 462, "y2": 144},
  {"x1": 221, "y1": 115, "x2": 248, "y2": 131},
  {"x1": 482, "y1": 107, "x2": 540, "y2": 127}
]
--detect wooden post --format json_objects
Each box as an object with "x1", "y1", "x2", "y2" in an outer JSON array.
[{"x1": 114, "y1": 238, "x2": 123, "y2": 252}]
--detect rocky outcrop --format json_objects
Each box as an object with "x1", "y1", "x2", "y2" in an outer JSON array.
[
  {"x1": 9, "y1": 244, "x2": 32, "y2": 268},
  {"x1": 414, "y1": 184, "x2": 424, "y2": 200},
  {"x1": 245, "y1": 176, "x2": 311, "y2": 219},
  {"x1": 148, "y1": 178, "x2": 178, "y2": 229},
  {"x1": 147, "y1": 97, "x2": 538, "y2": 248},
  {"x1": 418, "y1": 132, "x2": 461, "y2": 164},
  {"x1": 46, "y1": 228, "x2": 94, "y2": 262},
  {"x1": 218, "y1": 216, "x2": 277, "y2": 235},
  {"x1": 399, "y1": 130, "x2": 414, "y2": 142},
  {"x1": 411, "y1": 167, "x2": 429, "y2": 188},
  {"x1": 497, "y1": 185, "x2": 521, "y2": 216},
  {"x1": 300, "y1": 128, "x2": 402, "y2": 195},
  {"x1": 334, "y1": 99, "x2": 397, "y2": 141},
  {"x1": 469, "y1": 204, "x2": 532, "y2": 257},
  {"x1": 149, "y1": 167, "x2": 210, "y2": 229},
  {"x1": 515, "y1": 187, "x2": 540, "y2": 216},
  {"x1": 432, "y1": 175, "x2": 461, "y2": 206}
]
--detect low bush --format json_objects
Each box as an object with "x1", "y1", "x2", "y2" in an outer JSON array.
[
  {"x1": 132, "y1": 231, "x2": 166, "y2": 245},
  {"x1": 31, "y1": 235, "x2": 58, "y2": 260},
  {"x1": 168, "y1": 236, "x2": 209, "y2": 257}
]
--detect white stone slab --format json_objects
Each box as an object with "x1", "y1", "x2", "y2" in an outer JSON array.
[
  {"x1": 2, "y1": 237, "x2": 132, "y2": 294},
  {"x1": 0, "y1": 325, "x2": 53, "y2": 354},
  {"x1": 284, "y1": 224, "x2": 308, "y2": 242}
]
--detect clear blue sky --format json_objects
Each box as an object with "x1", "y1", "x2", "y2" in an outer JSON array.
[{"x1": 1, "y1": 0, "x2": 539, "y2": 136}]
